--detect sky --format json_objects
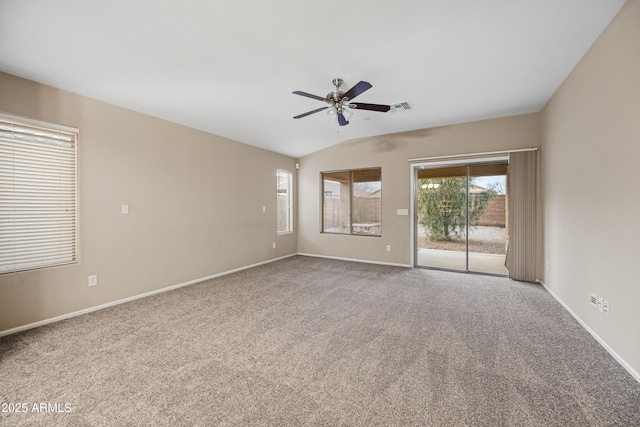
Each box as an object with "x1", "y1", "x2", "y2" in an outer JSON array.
[{"x1": 474, "y1": 176, "x2": 506, "y2": 194}]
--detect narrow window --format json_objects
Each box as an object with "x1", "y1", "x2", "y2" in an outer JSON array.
[
  {"x1": 276, "y1": 169, "x2": 293, "y2": 234},
  {"x1": 0, "y1": 113, "x2": 78, "y2": 274},
  {"x1": 322, "y1": 168, "x2": 381, "y2": 236}
]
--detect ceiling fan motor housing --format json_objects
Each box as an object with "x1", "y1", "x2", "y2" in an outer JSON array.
[
  {"x1": 326, "y1": 91, "x2": 346, "y2": 105},
  {"x1": 328, "y1": 78, "x2": 346, "y2": 105}
]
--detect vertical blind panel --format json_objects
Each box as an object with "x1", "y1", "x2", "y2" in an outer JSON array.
[
  {"x1": 0, "y1": 117, "x2": 77, "y2": 273},
  {"x1": 505, "y1": 151, "x2": 537, "y2": 281}
]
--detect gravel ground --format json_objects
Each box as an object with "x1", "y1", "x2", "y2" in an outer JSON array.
[{"x1": 418, "y1": 225, "x2": 506, "y2": 254}]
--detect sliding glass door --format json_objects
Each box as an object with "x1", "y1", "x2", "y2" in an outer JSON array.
[
  {"x1": 467, "y1": 164, "x2": 508, "y2": 275},
  {"x1": 415, "y1": 162, "x2": 508, "y2": 275},
  {"x1": 416, "y1": 166, "x2": 468, "y2": 271}
]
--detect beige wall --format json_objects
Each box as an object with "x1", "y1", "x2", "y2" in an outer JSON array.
[
  {"x1": 0, "y1": 72, "x2": 297, "y2": 332},
  {"x1": 540, "y1": 0, "x2": 640, "y2": 376},
  {"x1": 298, "y1": 113, "x2": 540, "y2": 265}
]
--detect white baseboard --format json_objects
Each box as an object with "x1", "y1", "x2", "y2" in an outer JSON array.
[
  {"x1": 0, "y1": 254, "x2": 297, "y2": 338},
  {"x1": 539, "y1": 280, "x2": 640, "y2": 384},
  {"x1": 297, "y1": 252, "x2": 411, "y2": 268}
]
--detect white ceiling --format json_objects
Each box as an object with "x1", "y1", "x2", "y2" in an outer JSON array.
[{"x1": 0, "y1": 0, "x2": 626, "y2": 158}]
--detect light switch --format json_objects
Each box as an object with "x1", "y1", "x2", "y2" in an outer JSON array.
[
  {"x1": 121, "y1": 204, "x2": 129, "y2": 215},
  {"x1": 88, "y1": 275, "x2": 98, "y2": 287}
]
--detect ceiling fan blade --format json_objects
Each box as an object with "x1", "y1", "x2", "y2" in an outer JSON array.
[
  {"x1": 337, "y1": 110, "x2": 349, "y2": 126},
  {"x1": 342, "y1": 81, "x2": 372, "y2": 101},
  {"x1": 293, "y1": 106, "x2": 329, "y2": 119},
  {"x1": 349, "y1": 102, "x2": 391, "y2": 112},
  {"x1": 292, "y1": 91, "x2": 327, "y2": 102}
]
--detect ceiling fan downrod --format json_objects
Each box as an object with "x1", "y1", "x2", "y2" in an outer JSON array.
[{"x1": 329, "y1": 78, "x2": 346, "y2": 104}]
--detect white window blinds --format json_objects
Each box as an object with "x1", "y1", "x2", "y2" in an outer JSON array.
[{"x1": 0, "y1": 113, "x2": 78, "y2": 274}]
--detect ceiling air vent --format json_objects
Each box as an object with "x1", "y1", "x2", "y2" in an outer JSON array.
[{"x1": 392, "y1": 101, "x2": 413, "y2": 112}]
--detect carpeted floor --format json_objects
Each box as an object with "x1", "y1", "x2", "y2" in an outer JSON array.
[{"x1": 1, "y1": 255, "x2": 639, "y2": 426}]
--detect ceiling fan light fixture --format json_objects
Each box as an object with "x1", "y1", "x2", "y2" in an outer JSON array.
[{"x1": 293, "y1": 78, "x2": 390, "y2": 128}]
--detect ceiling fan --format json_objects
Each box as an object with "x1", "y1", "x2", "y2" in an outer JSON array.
[{"x1": 292, "y1": 78, "x2": 391, "y2": 126}]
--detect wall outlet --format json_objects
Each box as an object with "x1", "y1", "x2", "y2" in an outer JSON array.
[
  {"x1": 597, "y1": 296, "x2": 604, "y2": 313},
  {"x1": 603, "y1": 300, "x2": 610, "y2": 316},
  {"x1": 386, "y1": 244, "x2": 392, "y2": 252},
  {"x1": 590, "y1": 293, "x2": 597, "y2": 308},
  {"x1": 272, "y1": 242, "x2": 276, "y2": 249},
  {"x1": 88, "y1": 275, "x2": 98, "y2": 287}
]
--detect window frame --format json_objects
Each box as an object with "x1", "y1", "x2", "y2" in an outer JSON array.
[
  {"x1": 276, "y1": 169, "x2": 293, "y2": 235},
  {"x1": 321, "y1": 167, "x2": 382, "y2": 237},
  {"x1": 0, "y1": 112, "x2": 79, "y2": 275}
]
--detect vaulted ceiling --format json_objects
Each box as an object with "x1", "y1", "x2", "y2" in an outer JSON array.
[{"x1": 0, "y1": 0, "x2": 627, "y2": 157}]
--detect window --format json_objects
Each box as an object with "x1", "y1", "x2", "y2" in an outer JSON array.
[
  {"x1": 0, "y1": 113, "x2": 78, "y2": 274},
  {"x1": 322, "y1": 168, "x2": 381, "y2": 236},
  {"x1": 276, "y1": 169, "x2": 293, "y2": 234}
]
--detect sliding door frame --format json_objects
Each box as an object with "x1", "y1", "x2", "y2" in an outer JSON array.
[{"x1": 410, "y1": 156, "x2": 508, "y2": 275}]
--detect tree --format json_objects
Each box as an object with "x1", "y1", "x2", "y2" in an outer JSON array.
[{"x1": 418, "y1": 178, "x2": 496, "y2": 241}]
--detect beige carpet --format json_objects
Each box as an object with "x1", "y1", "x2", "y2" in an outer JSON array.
[{"x1": 1, "y1": 256, "x2": 639, "y2": 426}]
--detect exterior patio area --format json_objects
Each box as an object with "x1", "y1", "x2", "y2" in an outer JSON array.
[{"x1": 417, "y1": 248, "x2": 508, "y2": 275}]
